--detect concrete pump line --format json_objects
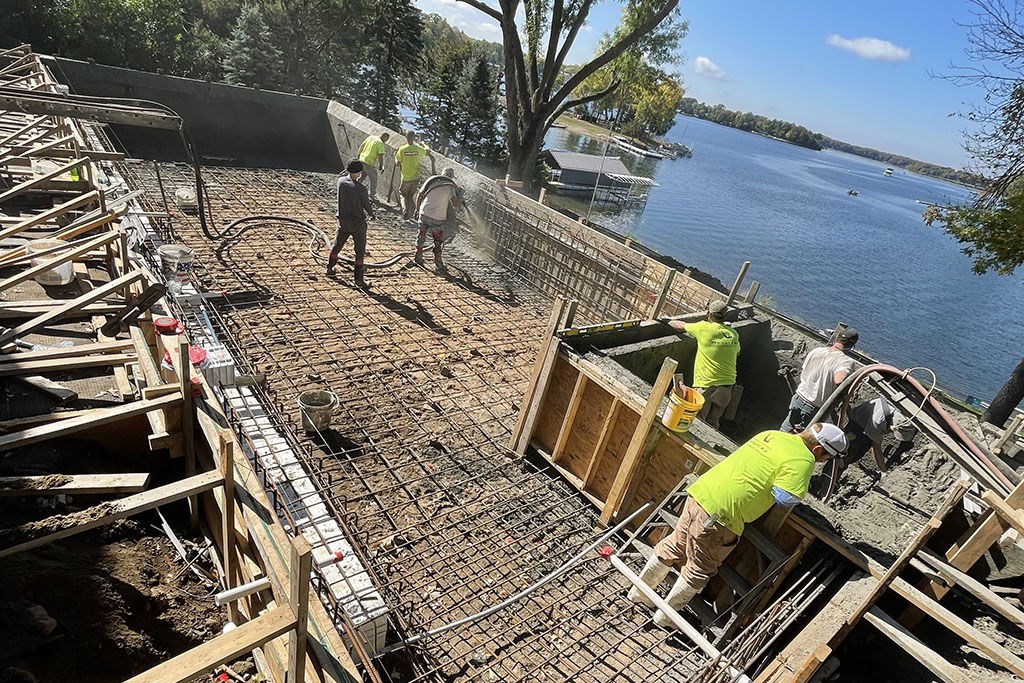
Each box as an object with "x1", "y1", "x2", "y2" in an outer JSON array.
[
  {"x1": 812, "y1": 364, "x2": 1013, "y2": 499},
  {"x1": 222, "y1": 215, "x2": 414, "y2": 269},
  {"x1": 374, "y1": 501, "x2": 653, "y2": 657}
]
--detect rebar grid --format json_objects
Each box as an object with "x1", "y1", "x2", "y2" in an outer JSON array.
[{"x1": 119, "y1": 161, "x2": 713, "y2": 681}]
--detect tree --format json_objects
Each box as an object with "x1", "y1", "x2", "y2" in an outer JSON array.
[
  {"x1": 924, "y1": 0, "x2": 1024, "y2": 426},
  {"x1": 455, "y1": 0, "x2": 685, "y2": 191},
  {"x1": 457, "y1": 54, "x2": 505, "y2": 161},
  {"x1": 222, "y1": 3, "x2": 284, "y2": 88},
  {"x1": 349, "y1": 0, "x2": 423, "y2": 127},
  {"x1": 415, "y1": 37, "x2": 471, "y2": 148}
]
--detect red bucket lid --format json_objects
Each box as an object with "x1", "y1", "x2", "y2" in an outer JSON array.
[
  {"x1": 188, "y1": 345, "x2": 207, "y2": 366},
  {"x1": 154, "y1": 316, "x2": 178, "y2": 334}
]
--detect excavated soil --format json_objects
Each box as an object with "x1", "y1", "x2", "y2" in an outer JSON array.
[{"x1": 0, "y1": 517, "x2": 226, "y2": 682}]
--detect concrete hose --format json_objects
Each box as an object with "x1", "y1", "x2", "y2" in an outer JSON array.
[{"x1": 222, "y1": 215, "x2": 414, "y2": 269}]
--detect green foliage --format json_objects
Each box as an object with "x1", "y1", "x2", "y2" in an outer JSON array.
[
  {"x1": 222, "y1": 3, "x2": 282, "y2": 88},
  {"x1": 924, "y1": 193, "x2": 1024, "y2": 277},
  {"x1": 414, "y1": 36, "x2": 504, "y2": 162},
  {"x1": 570, "y1": 1, "x2": 687, "y2": 142},
  {"x1": 348, "y1": 0, "x2": 423, "y2": 126},
  {"x1": 678, "y1": 98, "x2": 821, "y2": 150}
]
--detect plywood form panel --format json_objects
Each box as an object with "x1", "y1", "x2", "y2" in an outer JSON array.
[
  {"x1": 587, "y1": 408, "x2": 640, "y2": 502},
  {"x1": 622, "y1": 432, "x2": 705, "y2": 518},
  {"x1": 532, "y1": 355, "x2": 579, "y2": 452},
  {"x1": 559, "y1": 379, "x2": 615, "y2": 479}
]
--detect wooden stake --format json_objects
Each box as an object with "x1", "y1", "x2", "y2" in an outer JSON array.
[
  {"x1": 288, "y1": 535, "x2": 312, "y2": 683},
  {"x1": 509, "y1": 298, "x2": 566, "y2": 452},
  {"x1": 221, "y1": 431, "x2": 240, "y2": 623}
]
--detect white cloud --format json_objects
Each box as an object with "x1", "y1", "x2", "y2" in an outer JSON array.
[
  {"x1": 825, "y1": 34, "x2": 910, "y2": 62},
  {"x1": 694, "y1": 56, "x2": 725, "y2": 80},
  {"x1": 582, "y1": 24, "x2": 592, "y2": 32},
  {"x1": 476, "y1": 22, "x2": 500, "y2": 34}
]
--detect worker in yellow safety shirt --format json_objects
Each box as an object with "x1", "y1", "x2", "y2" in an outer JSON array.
[
  {"x1": 628, "y1": 424, "x2": 847, "y2": 628},
  {"x1": 395, "y1": 130, "x2": 431, "y2": 220},
  {"x1": 667, "y1": 300, "x2": 740, "y2": 429},
  {"x1": 356, "y1": 131, "x2": 389, "y2": 198}
]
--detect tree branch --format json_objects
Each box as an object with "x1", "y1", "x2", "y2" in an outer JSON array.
[
  {"x1": 540, "y1": 0, "x2": 565, "y2": 100},
  {"x1": 543, "y1": 0, "x2": 593, "y2": 98},
  {"x1": 548, "y1": 79, "x2": 620, "y2": 125},
  {"x1": 548, "y1": 0, "x2": 678, "y2": 109},
  {"x1": 454, "y1": 0, "x2": 502, "y2": 23}
]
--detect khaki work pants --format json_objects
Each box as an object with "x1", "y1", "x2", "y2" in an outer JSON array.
[
  {"x1": 696, "y1": 384, "x2": 734, "y2": 430},
  {"x1": 654, "y1": 496, "x2": 739, "y2": 590},
  {"x1": 358, "y1": 165, "x2": 380, "y2": 197},
  {"x1": 400, "y1": 178, "x2": 420, "y2": 219}
]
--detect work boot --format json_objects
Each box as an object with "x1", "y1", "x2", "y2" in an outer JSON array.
[
  {"x1": 653, "y1": 576, "x2": 700, "y2": 628},
  {"x1": 354, "y1": 265, "x2": 370, "y2": 289},
  {"x1": 434, "y1": 254, "x2": 447, "y2": 273},
  {"x1": 325, "y1": 259, "x2": 337, "y2": 276},
  {"x1": 627, "y1": 555, "x2": 671, "y2": 607},
  {"x1": 414, "y1": 251, "x2": 425, "y2": 266}
]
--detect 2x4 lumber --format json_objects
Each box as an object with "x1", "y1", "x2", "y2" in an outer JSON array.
[
  {"x1": 0, "y1": 269, "x2": 143, "y2": 348},
  {"x1": 0, "y1": 230, "x2": 118, "y2": 294},
  {"x1": 918, "y1": 547, "x2": 1024, "y2": 627},
  {"x1": 288, "y1": 535, "x2": 312, "y2": 683},
  {"x1": 175, "y1": 333, "x2": 199, "y2": 527},
  {"x1": 511, "y1": 298, "x2": 568, "y2": 454},
  {"x1": 0, "y1": 340, "x2": 131, "y2": 363},
  {"x1": 0, "y1": 303, "x2": 122, "y2": 320},
  {"x1": 993, "y1": 414, "x2": 1024, "y2": 455},
  {"x1": 846, "y1": 480, "x2": 970, "y2": 629},
  {"x1": 582, "y1": 398, "x2": 621, "y2": 490},
  {"x1": 3, "y1": 146, "x2": 125, "y2": 162},
  {"x1": 0, "y1": 134, "x2": 77, "y2": 166},
  {"x1": 124, "y1": 605, "x2": 296, "y2": 683},
  {"x1": 649, "y1": 269, "x2": 675, "y2": 319},
  {"x1": 15, "y1": 375, "x2": 77, "y2": 404},
  {"x1": 980, "y1": 489, "x2": 1024, "y2": 536},
  {"x1": 551, "y1": 372, "x2": 587, "y2": 463},
  {"x1": 0, "y1": 472, "x2": 150, "y2": 497},
  {"x1": 221, "y1": 432, "x2": 241, "y2": 623},
  {"x1": 601, "y1": 356, "x2": 678, "y2": 523},
  {"x1": 864, "y1": 608, "x2": 969, "y2": 683},
  {"x1": 0, "y1": 352, "x2": 135, "y2": 377},
  {"x1": 790, "y1": 512, "x2": 1024, "y2": 677},
  {"x1": 0, "y1": 392, "x2": 180, "y2": 452},
  {"x1": 0, "y1": 469, "x2": 223, "y2": 558},
  {"x1": 0, "y1": 407, "x2": 104, "y2": 432},
  {"x1": 0, "y1": 114, "x2": 47, "y2": 148},
  {"x1": 0, "y1": 189, "x2": 99, "y2": 243}
]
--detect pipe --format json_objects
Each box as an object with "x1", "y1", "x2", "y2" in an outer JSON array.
[
  {"x1": 213, "y1": 550, "x2": 346, "y2": 605},
  {"x1": 609, "y1": 554, "x2": 751, "y2": 683},
  {"x1": 375, "y1": 501, "x2": 652, "y2": 657}
]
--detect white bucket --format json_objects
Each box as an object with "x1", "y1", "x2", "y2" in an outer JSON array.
[
  {"x1": 157, "y1": 244, "x2": 195, "y2": 293},
  {"x1": 25, "y1": 239, "x2": 74, "y2": 286},
  {"x1": 298, "y1": 390, "x2": 337, "y2": 432}
]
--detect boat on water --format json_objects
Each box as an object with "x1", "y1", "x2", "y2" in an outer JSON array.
[
  {"x1": 847, "y1": 189, "x2": 859, "y2": 196},
  {"x1": 610, "y1": 136, "x2": 665, "y2": 159},
  {"x1": 883, "y1": 167, "x2": 894, "y2": 177}
]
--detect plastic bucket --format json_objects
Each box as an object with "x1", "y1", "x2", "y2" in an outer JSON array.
[
  {"x1": 26, "y1": 239, "x2": 74, "y2": 286},
  {"x1": 298, "y1": 390, "x2": 337, "y2": 432},
  {"x1": 662, "y1": 375, "x2": 705, "y2": 433},
  {"x1": 157, "y1": 244, "x2": 195, "y2": 293}
]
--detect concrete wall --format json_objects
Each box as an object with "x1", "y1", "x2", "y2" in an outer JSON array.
[{"x1": 52, "y1": 58, "x2": 343, "y2": 171}]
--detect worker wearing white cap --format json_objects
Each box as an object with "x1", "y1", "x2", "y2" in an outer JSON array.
[{"x1": 628, "y1": 423, "x2": 847, "y2": 628}]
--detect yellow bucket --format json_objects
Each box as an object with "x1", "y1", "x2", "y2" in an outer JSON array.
[{"x1": 662, "y1": 375, "x2": 705, "y2": 432}]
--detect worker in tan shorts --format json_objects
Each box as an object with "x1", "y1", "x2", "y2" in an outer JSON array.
[
  {"x1": 667, "y1": 299, "x2": 740, "y2": 429},
  {"x1": 628, "y1": 423, "x2": 847, "y2": 627}
]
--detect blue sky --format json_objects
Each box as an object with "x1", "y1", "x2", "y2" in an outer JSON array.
[{"x1": 414, "y1": 0, "x2": 985, "y2": 168}]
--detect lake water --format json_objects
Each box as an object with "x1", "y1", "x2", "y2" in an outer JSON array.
[{"x1": 545, "y1": 116, "x2": 1024, "y2": 402}]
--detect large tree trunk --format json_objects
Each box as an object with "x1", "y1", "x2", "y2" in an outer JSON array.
[
  {"x1": 984, "y1": 354, "x2": 1024, "y2": 427},
  {"x1": 506, "y1": 125, "x2": 547, "y2": 193}
]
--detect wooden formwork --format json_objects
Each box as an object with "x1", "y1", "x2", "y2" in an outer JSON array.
[
  {"x1": 509, "y1": 299, "x2": 813, "y2": 641},
  {"x1": 0, "y1": 44, "x2": 360, "y2": 683}
]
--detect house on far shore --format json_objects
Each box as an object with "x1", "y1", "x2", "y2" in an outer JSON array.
[{"x1": 541, "y1": 149, "x2": 657, "y2": 207}]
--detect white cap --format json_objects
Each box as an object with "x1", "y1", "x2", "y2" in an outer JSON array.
[{"x1": 813, "y1": 423, "x2": 848, "y2": 456}]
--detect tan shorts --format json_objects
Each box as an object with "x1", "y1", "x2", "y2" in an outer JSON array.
[
  {"x1": 654, "y1": 495, "x2": 739, "y2": 590},
  {"x1": 400, "y1": 178, "x2": 419, "y2": 196},
  {"x1": 696, "y1": 383, "x2": 735, "y2": 429}
]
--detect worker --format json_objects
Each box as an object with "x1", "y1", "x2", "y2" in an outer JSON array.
[
  {"x1": 628, "y1": 423, "x2": 847, "y2": 626},
  {"x1": 414, "y1": 168, "x2": 461, "y2": 271},
  {"x1": 356, "y1": 131, "x2": 389, "y2": 198},
  {"x1": 395, "y1": 130, "x2": 430, "y2": 220},
  {"x1": 667, "y1": 300, "x2": 740, "y2": 429},
  {"x1": 326, "y1": 159, "x2": 375, "y2": 289},
  {"x1": 781, "y1": 328, "x2": 859, "y2": 433},
  {"x1": 844, "y1": 398, "x2": 917, "y2": 471}
]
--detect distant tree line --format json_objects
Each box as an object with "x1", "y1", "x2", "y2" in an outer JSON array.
[
  {"x1": 815, "y1": 136, "x2": 982, "y2": 187},
  {"x1": 2, "y1": 1, "x2": 507, "y2": 164},
  {"x1": 678, "y1": 97, "x2": 983, "y2": 186},
  {"x1": 678, "y1": 98, "x2": 821, "y2": 150}
]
